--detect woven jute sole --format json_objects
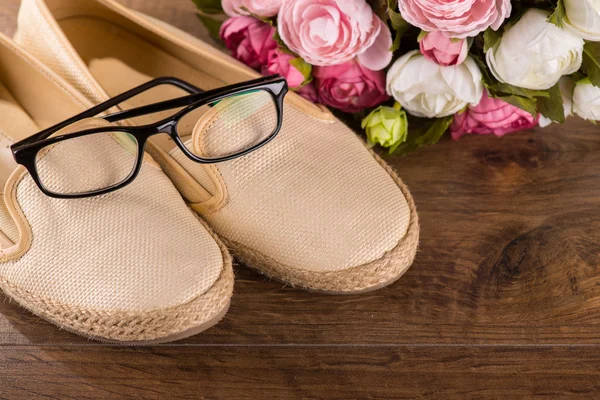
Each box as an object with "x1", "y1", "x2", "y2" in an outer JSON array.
[
  {"x1": 0, "y1": 216, "x2": 234, "y2": 344},
  {"x1": 222, "y1": 153, "x2": 419, "y2": 294},
  {"x1": 57, "y1": 299, "x2": 231, "y2": 345}
]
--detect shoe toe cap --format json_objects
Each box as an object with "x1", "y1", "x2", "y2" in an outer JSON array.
[
  {"x1": 0, "y1": 165, "x2": 233, "y2": 342},
  {"x1": 205, "y1": 109, "x2": 419, "y2": 292}
]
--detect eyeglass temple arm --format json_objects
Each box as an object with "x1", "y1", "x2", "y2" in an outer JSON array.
[
  {"x1": 102, "y1": 75, "x2": 286, "y2": 124},
  {"x1": 14, "y1": 77, "x2": 203, "y2": 147},
  {"x1": 103, "y1": 87, "x2": 206, "y2": 123},
  {"x1": 14, "y1": 75, "x2": 284, "y2": 148}
]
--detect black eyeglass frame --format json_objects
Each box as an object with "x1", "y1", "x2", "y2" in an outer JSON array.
[{"x1": 11, "y1": 75, "x2": 288, "y2": 199}]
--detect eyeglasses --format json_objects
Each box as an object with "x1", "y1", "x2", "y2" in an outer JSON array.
[{"x1": 11, "y1": 75, "x2": 288, "y2": 199}]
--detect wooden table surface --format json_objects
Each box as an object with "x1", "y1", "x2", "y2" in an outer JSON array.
[{"x1": 2, "y1": 0, "x2": 600, "y2": 398}]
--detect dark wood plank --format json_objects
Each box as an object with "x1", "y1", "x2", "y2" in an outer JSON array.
[
  {"x1": 1, "y1": 0, "x2": 600, "y2": 398},
  {"x1": 2, "y1": 346, "x2": 600, "y2": 399},
  {"x1": 0, "y1": 0, "x2": 599, "y2": 347}
]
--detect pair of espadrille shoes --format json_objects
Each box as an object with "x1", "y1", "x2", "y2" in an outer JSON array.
[{"x1": 0, "y1": 0, "x2": 418, "y2": 343}]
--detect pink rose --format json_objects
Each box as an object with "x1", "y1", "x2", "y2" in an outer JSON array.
[
  {"x1": 220, "y1": 16, "x2": 276, "y2": 69},
  {"x1": 296, "y1": 82, "x2": 319, "y2": 103},
  {"x1": 399, "y1": 0, "x2": 511, "y2": 38},
  {"x1": 262, "y1": 49, "x2": 305, "y2": 88},
  {"x1": 419, "y1": 32, "x2": 468, "y2": 66},
  {"x1": 451, "y1": 91, "x2": 538, "y2": 140},
  {"x1": 277, "y1": 0, "x2": 393, "y2": 70},
  {"x1": 313, "y1": 61, "x2": 389, "y2": 113},
  {"x1": 222, "y1": 0, "x2": 282, "y2": 17}
]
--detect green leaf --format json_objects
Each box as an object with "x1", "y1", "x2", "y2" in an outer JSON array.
[
  {"x1": 387, "y1": 0, "x2": 410, "y2": 52},
  {"x1": 239, "y1": 6, "x2": 275, "y2": 25},
  {"x1": 470, "y1": 53, "x2": 495, "y2": 84},
  {"x1": 289, "y1": 57, "x2": 313, "y2": 86},
  {"x1": 387, "y1": 0, "x2": 398, "y2": 13},
  {"x1": 273, "y1": 31, "x2": 296, "y2": 55},
  {"x1": 536, "y1": 82, "x2": 565, "y2": 123},
  {"x1": 192, "y1": 0, "x2": 225, "y2": 40},
  {"x1": 483, "y1": 28, "x2": 502, "y2": 53},
  {"x1": 417, "y1": 30, "x2": 428, "y2": 43},
  {"x1": 196, "y1": 14, "x2": 223, "y2": 41},
  {"x1": 570, "y1": 70, "x2": 587, "y2": 83},
  {"x1": 470, "y1": 52, "x2": 543, "y2": 116},
  {"x1": 388, "y1": 8, "x2": 405, "y2": 30},
  {"x1": 582, "y1": 41, "x2": 600, "y2": 88},
  {"x1": 388, "y1": 13, "x2": 410, "y2": 52},
  {"x1": 548, "y1": 0, "x2": 565, "y2": 27},
  {"x1": 499, "y1": 95, "x2": 538, "y2": 118},
  {"x1": 493, "y1": 82, "x2": 549, "y2": 98},
  {"x1": 390, "y1": 31, "x2": 402, "y2": 53},
  {"x1": 191, "y1": 0, "x2": 223, "y2": 14},
  {"x1": 390, "y1": 116, "x2": 453, "y2": 155}
]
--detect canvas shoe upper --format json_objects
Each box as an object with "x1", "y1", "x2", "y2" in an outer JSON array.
[
  {"x1": 0, "y1": 32, "x2": 233, "y2": 343},
  {"x1": 15, "y1": 0, "x2": 419, "y2": 293}
]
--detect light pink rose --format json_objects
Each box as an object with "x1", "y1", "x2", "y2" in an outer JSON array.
[
  {"x1": 222, "y1": 0, "x2": 282, "y2": 17},
  {"x1": 220, "y1": 16, "x2": 276, "y2": 69},
  {"x1": 399, "y1": 0, "x2": 511, "y2": 39},
  {"x1": 419, "y1": 32, "x2": 468, "y2": 66},
  {"x1": 277, "y1": 0, "x2": 392, "y2": 70},
  {"x1": 451, "y1": 91, "x2": 538, "y2": 140},
  {"x1": 262, "y1": 49, "x2": 305, "y2": 88},
  {"x1": 296, "y1": 82, "x2": 319, "y2": 103},
  {"x1": 313, "y1": 61, "x2": 389, "y2": 113}
]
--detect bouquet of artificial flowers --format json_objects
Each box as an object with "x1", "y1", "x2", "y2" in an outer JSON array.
[{"x1": 194, "y1": 0, "x2": 600, "y2": 154}]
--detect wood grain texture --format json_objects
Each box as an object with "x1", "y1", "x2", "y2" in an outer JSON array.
[
  {"x1": 1, "y1": 0, "x2": 600, "y2": 398},
  {"x1": 3, "y1": 346, "x2": 600, "y2": 399}
]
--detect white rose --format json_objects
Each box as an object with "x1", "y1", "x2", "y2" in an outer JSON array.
[
  {"x1": 386, "y1": 50, "x2": 483, "y2": 118},
  {"x1": 564, "y1": 0, "x2": 600, "y2": 41},
  {"x1": 538, "y1": 77, "x2": 575, "y2": 127},
  {"x1": 486, "y1": 9, "x2": 583, "y2": 91},
  {"x1": 573, "y1": 81, "x2": 600, "y2": 121}
]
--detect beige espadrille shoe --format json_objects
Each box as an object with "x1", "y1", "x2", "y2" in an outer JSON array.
[
  {"x1": 15, "y1": 0, "x2": 419, "y2": 294},
  {"x1": 0, "y1": 33, "x2": 233, "y2": 343}
]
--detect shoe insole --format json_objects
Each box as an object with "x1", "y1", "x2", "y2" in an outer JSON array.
[
  {"x1": 59, "y1": 16, "x2": 226, "y2": 93},
  {"x1": 0, "y1": 81, "x2": 41, "y2": 246},
  {"x1": 60, "y1": 17, "x2": 223, "y2": 152},
  {"x1": 0, "y1": 80, "x2": 39, "y2": 187}
]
